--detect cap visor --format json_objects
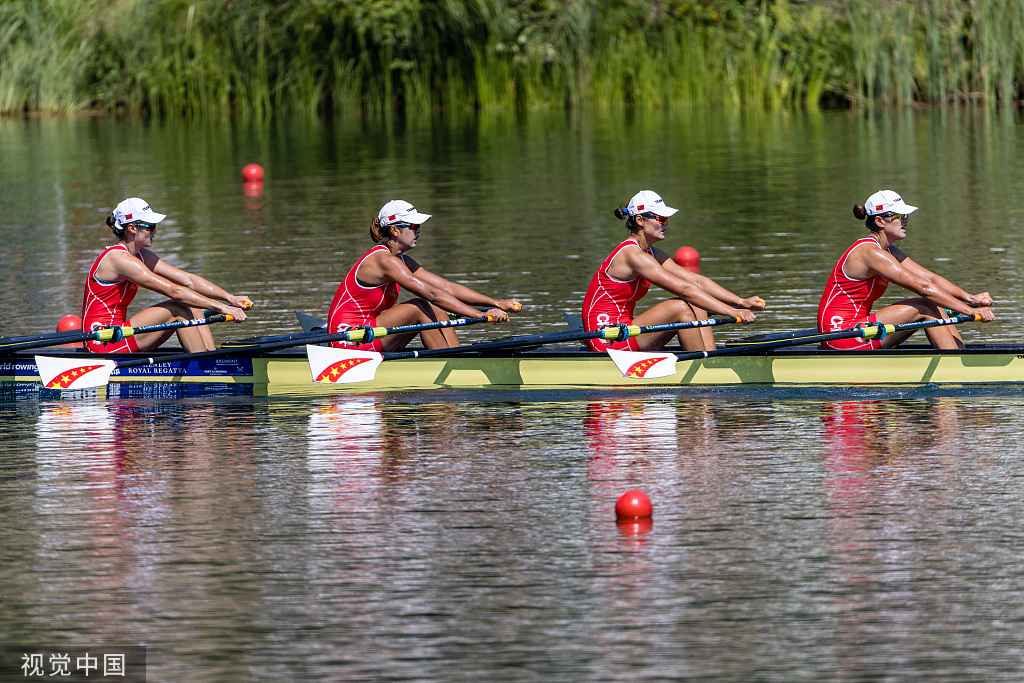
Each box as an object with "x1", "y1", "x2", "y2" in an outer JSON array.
[
  {"x1": 405, "y1": 211, "x2": 431, "y2": 224},
  {"x1": 652, "y1": 205, "x2": 679, "y2": 217},
  {"x1": 892, "y1": 201, "x2": 918, "y2": 214}
]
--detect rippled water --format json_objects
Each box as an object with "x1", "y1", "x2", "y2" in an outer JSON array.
[
  {"x1": 5, "y1": 391, "x2": 1024, "y2": 680},
  {"x1": 4, "y1": 108, "x2": 1024, "y2": 681}
]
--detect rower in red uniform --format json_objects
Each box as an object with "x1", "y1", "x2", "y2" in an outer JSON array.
[
  {"x1": 817, "y1": 189, "x2": 994, "y2": 349},
  {"x1": 327, "y1": 199, "x2": 521, "y2": 351},
  {"x1": 82, "y1": 197, "x2": 251, "y2": 353},
  {"x1": 582, "y1": 190, "x2": 764, "y2": 353}
]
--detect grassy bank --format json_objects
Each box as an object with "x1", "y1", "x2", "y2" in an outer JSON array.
[{"x1": 2, "y1": 0, "x2": 1024, "y2": 117}]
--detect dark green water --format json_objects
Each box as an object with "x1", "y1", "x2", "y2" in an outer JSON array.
[{"x1": 3, "y1": 109, "x2": 1024, "y2": 681}]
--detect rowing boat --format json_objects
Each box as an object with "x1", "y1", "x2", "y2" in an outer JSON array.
[{"x1": 4, "y1": 343, "x2": 1024, "y2": 396}]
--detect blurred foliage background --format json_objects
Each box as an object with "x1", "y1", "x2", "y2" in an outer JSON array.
[{"x1": 2, "y1": 0, "x2": 1024, "y2": 116}]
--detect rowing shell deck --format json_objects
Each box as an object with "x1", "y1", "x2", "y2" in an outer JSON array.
[{"x1": 4, "y1": 345, "x2": 1024, "y2": 395}]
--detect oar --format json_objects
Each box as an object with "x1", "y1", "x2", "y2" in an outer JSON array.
[
  {"x1": 306, "y1": 316, "x2": 742, "y2": 384},
  {"x1": 1, "y1": 314, "x2": 234, "y2": 352},
  {"x1": 33, "y1": 315, "x2": 499, "y2": 390},
  {"x1": 224, "y1": 314, "x2": 498, "y2": 348},
  {"x1": 606, "y1": 313, "x2": 983, "y2": 378},
  {"x1": 293, "y1": 303, "x2": 523, "y2": 334}
]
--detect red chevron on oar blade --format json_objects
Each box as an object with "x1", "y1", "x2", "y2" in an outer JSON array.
[
  {"x1": 624, "y1": 358, "x2": 663, "y2": 378},
  {"x1": 43, "y1": 365, "x2": 108, "y2": 389},
  {"x1": 314, "y1": 357, "x2": 373, "y2": 382},
  {"x1": 606, "y1": 348, "x2": 677, "y2": 379},
  {"x1": 305, "y1": 345, "x2": 385, "y2": 384}
]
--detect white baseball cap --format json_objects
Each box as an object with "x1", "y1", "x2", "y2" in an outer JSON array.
[
  {"x1": 113, "y1": 197, "x2": 166, "y2": 227},
  {"x1": 864, "y1": 190, "x2": 918, "y2": 216},
  {"x1": 627, "y1": 190, "x2": 678, "y2": 218},
  {"x1": 378, "y1": 200, "x2": 432, "y2": 227}
]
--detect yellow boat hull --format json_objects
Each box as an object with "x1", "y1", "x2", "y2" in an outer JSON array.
[{"x1": 5, "y1": 347, "x2": 1024, "y2": 395}]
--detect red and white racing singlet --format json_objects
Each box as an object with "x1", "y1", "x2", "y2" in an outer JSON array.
[
  {"x1": 327, "y1": 245, "x2": 406, "y2": 351},
  {"x1": 581, "y1": 240, "x2": 652, "y2": 352},
  {"x1": 82, "y1": 245, "x2": 143, "y2": 353},
  {"x1": 817, "y1": 237, "x2": 891, "y2": 350}
]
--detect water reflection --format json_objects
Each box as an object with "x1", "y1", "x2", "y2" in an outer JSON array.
[
  {"x1": 306, "y1": 397, "x2": 387, "y2": 512},
  {"x1": 818, "y1": 398, "x2": 1002, "y2": 679},
  {"x1": 6, "y1": 392, "x2": 1024, "y2": 679}
]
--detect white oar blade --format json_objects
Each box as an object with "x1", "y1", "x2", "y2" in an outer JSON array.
[
  {"x1": 34, "y1": 356, "x2": 117, "y2": 390},
  {"x1": 606, "y1": 348, "x2": 678, "y2": 379},
  {"x1": 306, "y1": 345, "x2": 383, "y2": 384}
]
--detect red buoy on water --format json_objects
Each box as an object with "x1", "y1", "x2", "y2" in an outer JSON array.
[
  {"x1": 57, "y1": 314, "x2": 82, "y2": 347},
  {"x1": 615, "y1": 489, "x2": 653, "y2": 519},
  {"x1": 242, "y1": 164, "x2": 264, "y2": 181},
  {"x1": 57, "y1": 315, "x2": 82, "y2": 333},
  {"x1": 674, "y1": 246, "x2": 699, "y2": 273}
]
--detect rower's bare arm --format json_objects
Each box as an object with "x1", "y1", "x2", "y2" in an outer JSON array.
[
  {"x1": 895, "y1": 252, "x2": 993, "y2": 307},
  {"x1": 150, "y1": 257, "x2": 253, "y2": 310},
  {"x1": 112, "y1": 253, "x2": 248, "y2": 321},
  {"x1": 864, "y1": 249, "x2": 993, "y2": 320},
  {"x1": 382, "y1": 258, "x2": 503, "y2": 320},
  {"x1": 657, "y1": 249, "x2": 765, "y2": 311},
  {"x1": 628, "y1": 250, "x2": 755, "y2": 323},
  {"x1": 399, "y1": 260, "x2": 520, "y2": 316}
]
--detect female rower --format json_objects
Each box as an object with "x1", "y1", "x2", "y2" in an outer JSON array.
[
  {"x1": 817, "y1": 189, "x2": 995, "y2": 349},
  {"x1": 327, "y1": 199, "x2": 521, "y2": 351},
  {"x1": 582, "y1": 190, "x2": 764, "y2": 353},
  {"x1": 83, "y1": 197, "x2": 251, "y2": 353}
]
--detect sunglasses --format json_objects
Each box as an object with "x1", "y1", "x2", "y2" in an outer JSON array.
[
  {"x1": 642, "y1": 213, "x2": 669, "y2": 225},
  {"x1": 135, "y1": 221, "x2": 157, "y2": 233},
  {"x1": 394, "y1": 222, "x2": 420, "y2": 230},
  {"x1": 885, "y1": 213, "x2": 909, "y2": 222}
]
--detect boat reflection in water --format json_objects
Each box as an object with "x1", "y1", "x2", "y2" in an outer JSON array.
[
  {"x1": 818, "y1": 398, "x2": 998, "y2": 679},
  {"x1": 306, "y1": 397, "x2": 387, "y2": 514}
]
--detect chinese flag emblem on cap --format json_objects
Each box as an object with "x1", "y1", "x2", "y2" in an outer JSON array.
[
  {"x1": 875, "y1": 205, "x2": 883, "y2": 211},
  {"x1": 637, "y1": 205, "x2": 645, "y2": 211},
  {"x1": 388, "y1": 214, "x2": 396, "y2": 221},
  {"x1": 126, "y1": 214, "x2": 133, "y2": 220}
]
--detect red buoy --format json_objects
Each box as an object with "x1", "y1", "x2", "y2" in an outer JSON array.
[
  {"x1": 242, "y1": 164, "x2": 264, "y2": 181},
  {"x1": 56, "y1": 315, "x2": 82, "y2": 333},
  {"x1": 615, "y1": 489, "x2": 653, "y2": 519},
  {"x1": 674, "y1": 246, "x2": 699, "y2": 273},
  {"x1": 57, "y1": 314, "x2": 82, "y2": 347}
]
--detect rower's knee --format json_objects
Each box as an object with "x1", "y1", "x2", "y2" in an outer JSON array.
[
  {"x1": 408, "y1": 298, "x2": 444, "y2": 323},
  {"x1": 673, "y1": 300, "x2": 698, "y2": 323}
]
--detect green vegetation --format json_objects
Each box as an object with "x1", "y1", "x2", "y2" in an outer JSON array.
[{"x1": 3, "y1": 0, "x2": 1024, "y2": 117}]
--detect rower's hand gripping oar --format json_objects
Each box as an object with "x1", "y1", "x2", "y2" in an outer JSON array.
[
  {"x1": 606, "y1": 313, "x2": 984, "y2": 379},
  {"x1": 307, "y1": 316, "x2": 741, "y2": 384},
  {"x1": 33, "y1": 315, "x2": 497, "y2": 391},
  {"x1": 3, "y1": 314, "x2": 235, "y2": 353}
]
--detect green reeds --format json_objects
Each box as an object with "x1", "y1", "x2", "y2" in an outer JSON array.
[{"x1": 3, "y1": 0, "x2": 1024, "y2": 117}]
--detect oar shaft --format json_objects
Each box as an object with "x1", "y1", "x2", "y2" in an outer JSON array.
[
  {"x1": 381, "y1": 316, "x2": 741, "y2": 360},
  {"x1": 106, "y1": 315, "x2": 498, "y2": 371},
  {"x1": 337, "y1": 315, "x2": 493, "y2": 344},
  {"x1": 226, "y1": 315, "x2": 495, "y2": 349},
  {"x1": 110, "y1": 314, "x2": 231, "y2": 340},
  {"x1": 676, "y1": 314, "x2": 980, "y2": 361},
  {"x1": 2, "y1": 314, "x2": 231, "y2": 352}
]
